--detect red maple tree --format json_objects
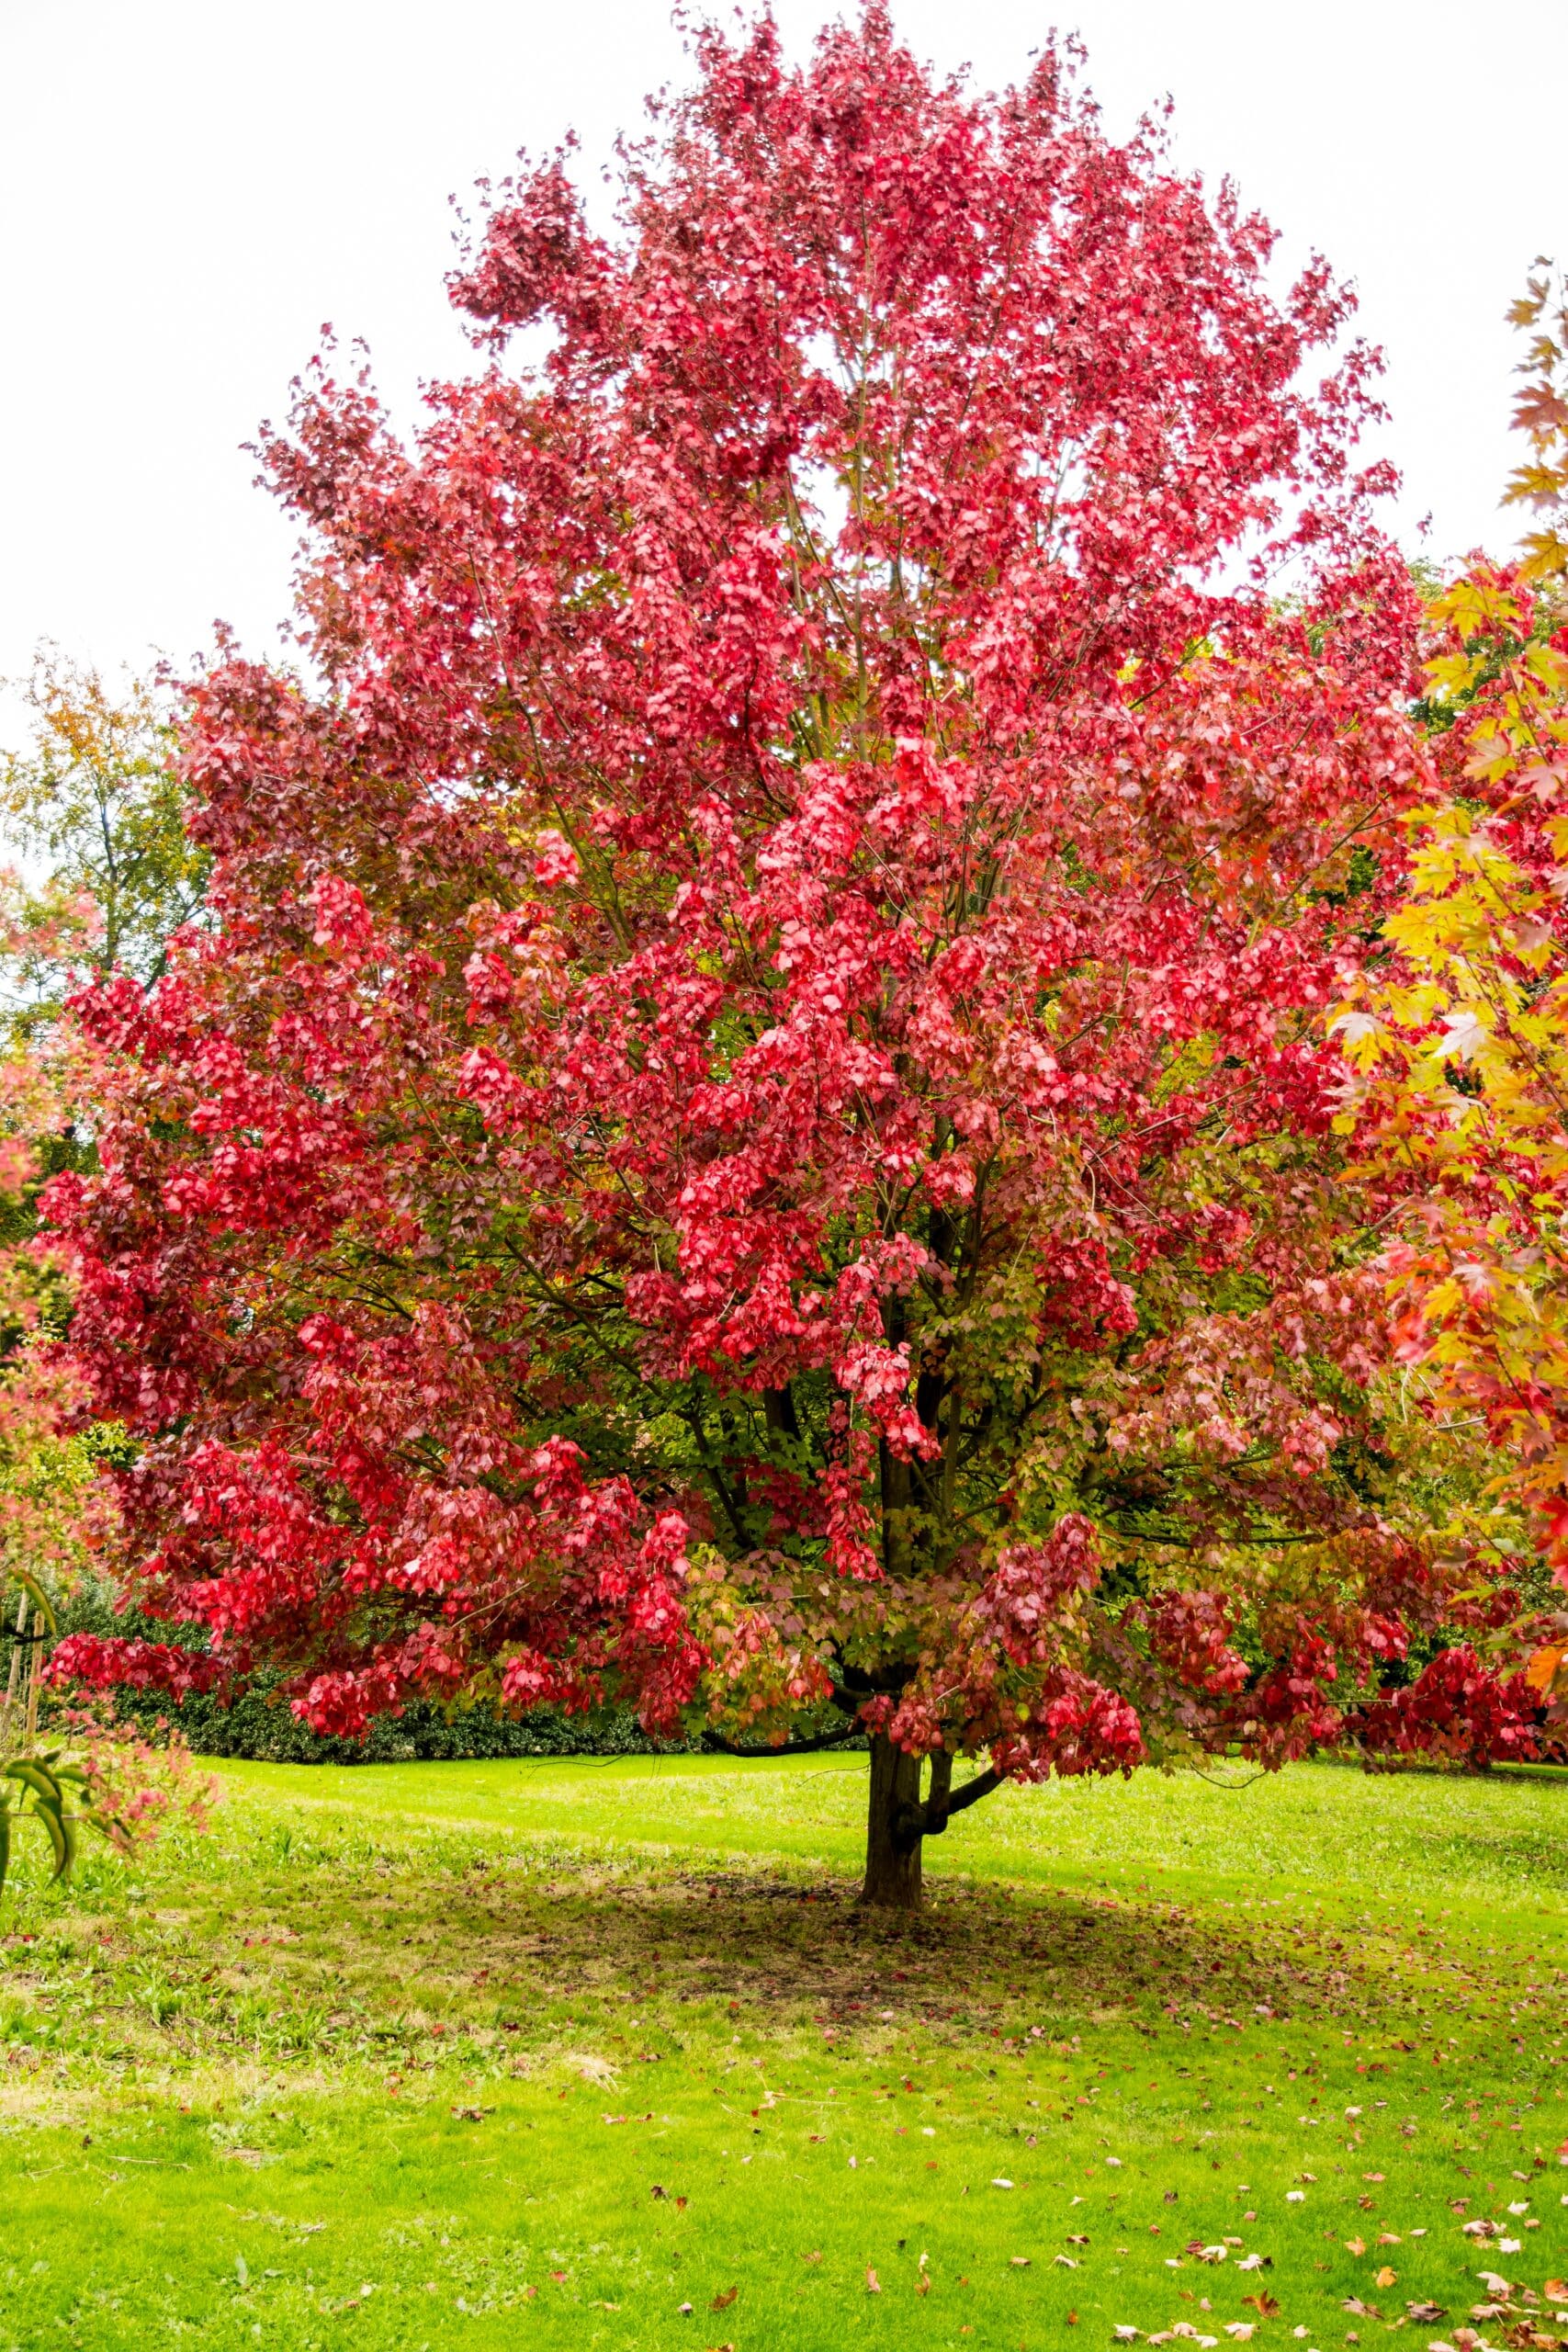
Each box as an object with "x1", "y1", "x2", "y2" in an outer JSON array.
[{"x1": 48, "y1": 8, "x2": 1529, "y2": 1903}]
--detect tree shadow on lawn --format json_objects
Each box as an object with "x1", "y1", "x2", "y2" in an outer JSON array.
[
  {"x1": 0, "y1": 1844, "x2": 1440, "y2": 2103},
  {"x1": 391, "y1": 1860, "x2": 1365, "y2": 2042}
]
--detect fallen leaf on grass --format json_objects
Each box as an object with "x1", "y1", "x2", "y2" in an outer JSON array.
[
  {"x1": 1010, "y1": 2256, "x2": 1031, "y2": 2269},
  {"x1": 865, "y1": 2268, "x2": 881, "y2": 2293},
  {"x1": 801, "y1": 2251, "x2": 820, "y2": 2264},
  {"x1": 1374, "y1": 2266, "x2": 1397, "y2": 2289},
  {"x1": 1346, "y1": 2238, "x2": 1367, "y2": 2256},
  {"x1": 710, "y1": 2287, "x2": 738, "y2": 2312},
  {"x1": 450, "y1": 2105, "x2": 491, "y2": 2122},
  {"x1": 1242, "y1": 2293, "x2": 1280, "y2": 2319},
  {"x1": 1404, "y1": 2301, "x2": 1445, "y2": 2322}
]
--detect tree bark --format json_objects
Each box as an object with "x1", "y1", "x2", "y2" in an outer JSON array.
[
  {"x1": 859, "y1": 1743, "x2": 1007, "y2": 1908},
  {"x1": 861, "y1": 1732, "x2": 926, "y2": 1909}
]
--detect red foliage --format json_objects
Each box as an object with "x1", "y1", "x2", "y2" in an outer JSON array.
[
  {"x1": 44, "y1": 11, "x2": 1518, "y2": 1815},
  {"x1": 1350, "y1": 1648, "x2": 1542, "y2": 1771},
  {"x1": 47, "y1": 1634, "x2": 222, "y2": 1702}
]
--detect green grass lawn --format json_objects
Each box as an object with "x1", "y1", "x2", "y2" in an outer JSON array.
[{"x1": 1, "y1": 1752, "x2": 1565, "y2": 2350}]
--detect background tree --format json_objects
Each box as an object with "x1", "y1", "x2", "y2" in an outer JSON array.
[
  {"x1": 0, "y1": 647, "x2": 208, "y2": 1541},
  {"x1": 49, "y1": 7, "x2": 1524, "y2": 1906},
  {"x1": 1336, "y1": 265, "x2": 1568, "y2": 1736},
  {"x1": 0, "y1": 650, "x2": 209, "y2": 1044},
  {"x1": 0, "y1": 679, "x2": 213, "y2": 1890},
  {"x1": 0, "y1": 1055, "x2": 106, "y2": 1599}
]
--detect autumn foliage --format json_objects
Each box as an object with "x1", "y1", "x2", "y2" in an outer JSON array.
[
  {"x1": 44, "y1": 9, "x2": 1533, "y2": 1898},
  {"x1": 1335, "y1": 266, "x2": 1568, "y2": 1737}
]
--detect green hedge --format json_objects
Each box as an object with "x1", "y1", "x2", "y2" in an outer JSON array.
[{"x1": 114, "y1": 1675, "x2": 698, "y2": 1763}]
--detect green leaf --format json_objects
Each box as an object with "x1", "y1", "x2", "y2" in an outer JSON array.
[
  {"x1": 6, "y1": 1760, "x2": 63, "y2": 1806},
  {"x1": 8, "y1": 1571, "x2": 56, "y2": 1636},
  {"x1": 32, "y1": 1795, "x2": 72, "y2": 1882}
]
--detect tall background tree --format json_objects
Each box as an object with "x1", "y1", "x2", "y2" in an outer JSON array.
[
  {"x1": 0, "y1": 650, "x2": 209, "y2": 1043},
  {"x1": 0, "y1": 656, "x2": 213, "y2": 1883},
  {"x1": 49, "y1": 6, "x2": 1527, "y2": 1905},
  {"x1": 1337, "y1": 262, "x2": 1568, "y2": 1742}
]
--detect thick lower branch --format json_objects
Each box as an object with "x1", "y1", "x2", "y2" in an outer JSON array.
[
  {"x1": 894, "y1": 1758, "x2": 1005, "y2": 1846},
  {"x1": 701, "y1": 1723, "x2": 861, "y2": 1758},
  {"x1": 941, "y1": 1764, "x2": 1004, "y2": 1819}
]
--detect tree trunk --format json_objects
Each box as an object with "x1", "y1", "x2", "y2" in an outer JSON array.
[{"x1": 861, "y1": 1732, "x2": 925, "y2": 1909}]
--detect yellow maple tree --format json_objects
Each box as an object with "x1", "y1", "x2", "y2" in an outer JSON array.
[{"x1": 1336, "y1": 270, "x2": 1568, "y2": 1704}]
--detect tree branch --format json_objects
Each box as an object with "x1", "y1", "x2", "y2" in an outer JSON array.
[
  {"x1": 701, "y1": 1723, "x2": 862, "y2": 1759},
  {"x1": 941, "y1": 1765, "x2": 1004, "y2": 1818},
  {"x1": 892, "y1": 1756, "x2": 1008, "y2": 1847}
]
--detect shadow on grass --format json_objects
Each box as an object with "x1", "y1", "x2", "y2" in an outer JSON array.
[
  {"x1": 0, "y1": 1826, "x2": 1432, "y2": 2099},
  {"x1": 367, "y1": 1857, "x2": 1337, "y2": 2041}
]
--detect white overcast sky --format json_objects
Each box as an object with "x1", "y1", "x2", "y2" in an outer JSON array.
[{"x1": 3, "y1": 0, "x2": 1566, "y2": 711}]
